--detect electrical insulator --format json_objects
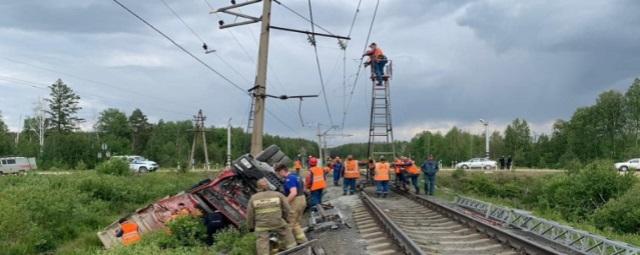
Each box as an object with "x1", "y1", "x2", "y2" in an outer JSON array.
[
  {"x1": 338, "y1": 39, "x2": 347, "y2": 50},
  {"x1": 218, "y1": 20, "x2": 225, "y2": 26},
  {"x1": 307, "y1": 34, "x2": 316, "y2": 46}
]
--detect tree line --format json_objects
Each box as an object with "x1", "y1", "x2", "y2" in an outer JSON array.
[
  {"x1": 0, "y1": 79, "x2": 317, "y2": 170},
  {"x1": 2, "y1": 78, "x2": 640, "y2": 170},
  {"x1": 333, "y1": 78, "x2": 640, "y2": 169}
]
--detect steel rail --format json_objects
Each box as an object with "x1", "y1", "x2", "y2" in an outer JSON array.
[
  {"x1": 360, "y1": 191, "x2": 425, "y2": 255},
  {"x1": 393, "y1": 189, "x2": 562, "y2": 255}
]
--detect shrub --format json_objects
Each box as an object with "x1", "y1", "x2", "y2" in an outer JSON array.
[
  {"x1": 593, "y1": 184, "x2": 640, "y2": 233},
  {"x1": 451, "y1": 168, "x2": 465, "y2": 179},
  {"x1": 96, "y1": 159, "x2": 131, "y2": 176},
  {"x1": 75, "y1": 160, "x2": 88, "y2": 170},
  {"x1": 212, "y1": 228, "x2": 256, "y2": 255},
  {"x1": 537, "y1": 160, "x2": 636, "y2": 220},
  {"x1": 165, "y1": 216, "x2": 207, "y2": 247}
]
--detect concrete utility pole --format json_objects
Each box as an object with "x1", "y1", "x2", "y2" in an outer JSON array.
[
  {"x1": 227, "y1": 118, "x2": 232, "y2": 168},
  {"x1": 250, "y1": 0, "x2": 272, "y2": 156},
  {"x1": 480, "y1": 119, "x2": 489, "y2": 158},
  {"x1": 317, "y1": 124, "x2": 340, "y2": 166},
  {"x1": 213, "y1": 0, "x2": 272, "y2": 156}
]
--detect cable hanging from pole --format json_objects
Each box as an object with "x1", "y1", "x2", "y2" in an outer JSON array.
[
  {"x1": 112, "y1": 0, "x2": 247, "y2": 94},
  {"x1": 341, "y1": 0, "x2": 380, "y2": 130},
  {"x1": 307, "y1": 0, "x2": 335, "y2": 126},
  {"x1": 341, "y1": 0, "x2": 363, "y2": 132}
]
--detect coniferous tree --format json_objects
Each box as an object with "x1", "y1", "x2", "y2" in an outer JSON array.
[
  {"x1": 45, "y1": 79, "x2": 83, "y2": 133},
  {"x1": 129, "y1": 108, "x2": 151, "y2": 154}
]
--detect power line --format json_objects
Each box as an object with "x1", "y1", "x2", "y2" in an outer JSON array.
[
  {"x1": 307, "y1": 0, "x2": 335, "y2": 126},
  {"x1": 0, "y1": 75, "x2": 193, "y2": 117},
  {"x1": 342, "y1": 0, "x2": 380, "y2": 130},
  {"x1": 159, "y1": 0, "x2": 206, "y2": 44},
  {"x1": 1, "y1": 57, "x2": 198, "y2": 110},
  {"x1": 112, "y1": 0, "x2": 246, "y2": 94},
  {"x1": 273, "y1": 0, "x2": 335, "y2": 36}
]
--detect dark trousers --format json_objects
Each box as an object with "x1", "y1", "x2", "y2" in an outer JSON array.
[
  {"x1": 395, "y1": 172, "x2": 407, "y2": 189},
  {"x1": 374, "y1": 60, "x2": 387, "y2": 83},
  {"x1": 310, "y1": 190, "x2": 323, "y2": 207},
  {"x1": 333, "y1": 170, "x2": 341, "y2": 186},
  {"x1": 424, "y1": 174, "x2": 436, "y2": 195},
  {"x1": 376, "y1": 181, "x2": 389, "y2": 195},
  {"x1": 343, "y1": 178, "x2": 356, "y2": 194},
  {"x1": 408, "y1": 174, "x2": 419, "y2": 193}
]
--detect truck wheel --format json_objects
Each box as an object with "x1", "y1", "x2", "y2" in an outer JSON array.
[
  {"x1": 270, "y1": 151, "x2": 286, "y2": 164},
  {"x1": 278, "y1": 156, "x2": 292, "y2": 167},
  {"x1": 620, "y1": 166, "x2": 629, "y2": 172},
  {"x1": 139, "y1": 167, "x2": 148, "y2": 173},
  {"x1": 462, "y1": 165, "x2": 469, "y2": 169},
  {"x1": 256, "y1": 145, "x2": 279, "y2": 162},
  {"x1": 484, "y1": 165, "x2": 492, "y2": 170},
  {"x1": 19, "y1": 170, "x2": 26, "y2": 175}
]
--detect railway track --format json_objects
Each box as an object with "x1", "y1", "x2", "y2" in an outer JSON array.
[{"x1": 357, "y1": 188, "x2": 562, "y2": 255}]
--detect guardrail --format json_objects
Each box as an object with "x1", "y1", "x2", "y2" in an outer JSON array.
[{"x1": 455, "y1": 196, "x2": 640, "y2": 255}]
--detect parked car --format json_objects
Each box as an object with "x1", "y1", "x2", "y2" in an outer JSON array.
[
  {"x1": 111, "y1": 155, "x2": 159, "y2": 172},
  {"x1": 0, "y1": 157, "x2": 37, "y2": 175},
  {"x1": 614, "y1": 159, "x2": 640, "y2": 172},
  {"x1": 455, "y1": 158, "x2": 497, "y2": 170}
]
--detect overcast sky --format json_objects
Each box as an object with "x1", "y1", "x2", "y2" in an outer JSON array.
[{"x1": 1, "y1": 0, "x2": 639, "y2": 146}]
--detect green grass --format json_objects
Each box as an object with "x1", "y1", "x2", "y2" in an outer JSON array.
[{"x1": 0, "y1": 170, "x2": 214, "y2": 255}]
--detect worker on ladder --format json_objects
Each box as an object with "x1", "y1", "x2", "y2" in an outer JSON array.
[{"x1": 362, "y1": 42, "x2": 388, "y2": 86}]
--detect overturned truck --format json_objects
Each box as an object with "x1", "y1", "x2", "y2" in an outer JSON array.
[{"x1": 98, "y1": 145, "x2": 292, "y2": 249}]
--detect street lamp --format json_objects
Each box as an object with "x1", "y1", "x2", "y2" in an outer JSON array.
[{"x1": 479, "y1": 119, "x2": 489, "y2": 158}]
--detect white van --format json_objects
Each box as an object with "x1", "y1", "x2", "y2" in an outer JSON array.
[{"x1": 0, "y1": 157, "x2": 37, "y2": 174}]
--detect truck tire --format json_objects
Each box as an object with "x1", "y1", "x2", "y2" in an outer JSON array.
[
  {"x1": 278, "y1": 156, "x2": 292, "y2": 167},
  {"x1": 256, "y1": 145, "x2": 279, "y2": 162},
  {"x1": 139, "y1": 167, "x2": 148, "y2": 173},
  {"x1": 270, "y1": 151, "x2": 286, "y2": 164}
]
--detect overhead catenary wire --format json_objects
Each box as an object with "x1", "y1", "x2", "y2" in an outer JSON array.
[
  {"x1": 307, "y1": 0, "x2": 335, "y2": 126},
  {"x1": 112, "y1": 0, "x2": 246, "y2": 94},
  {"x1": 116, "y1": 0, "x2": 300, "y2": 134},
  {"x1": 342, "y1": 0, "x2": 363, "y2": 132},
  {"x1": 341, "y1": 0, "x2": 380, "y2": 130},
  {"x1": 273, "y1": 0, "x2": 336, "y2": 36},
  {"x1": 0, "y1": 75, "x2": 194, "y2": 117},
  {"x1": 159, "y1": 0, "x2": 206, "y2": 44}
]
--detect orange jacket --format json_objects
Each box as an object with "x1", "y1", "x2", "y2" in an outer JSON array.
[
  {"x1": 374, "y1": 162, "x2": 390, "y2": 181},
  {"x1": 365, "y1": 48, "x2": 384, "y2": 62},
  {"x1": 394, "y1": 159, "x2": 403, "y2": 174},
  {"x1": 306, "y1": 166, "x2": 327, "y2": 191},
  {"x1": 344, "y1": 159, "x2": 360, "y2": 179},
  {"x1": 120, "y1": 221, "x2": 141, "y2": 246},
  {"x1": 406, "y1": 161, "x2": 420, "y2": 175}
]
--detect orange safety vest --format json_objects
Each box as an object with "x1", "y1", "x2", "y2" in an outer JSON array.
[
  {"x1": 372, "y1": 48, "x2": 384, "y2": 60},
  {"x1": 394, "y1": 159, "x2": 403, "y2": 174},
  {"x1": 308, "y1": 166, "x2": 327, "y2": 191},
  {"x1": 294, "y1": 160, "x2": 302, "y2": 170},
  {"x1": 374, "y1": 162, "x2": 390, "y2": 181},
  {"x1": 406, "y1": 161, "x2": 420, "y2": 175},
  {"x1": 344, "y1": 160, "x2": 360, "y2": 179},
  {"x1": 121, "y1": 221, "x2": 141, "y2": 246}
]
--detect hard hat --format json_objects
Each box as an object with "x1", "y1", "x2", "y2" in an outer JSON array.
[{"x1": 309, "y1": 157, "x2": 318, "y2": 166}]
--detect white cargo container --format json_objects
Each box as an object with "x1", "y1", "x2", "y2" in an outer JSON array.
[{"x1": 0, "y1": 157, "x2": 37, "y2": 174}]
